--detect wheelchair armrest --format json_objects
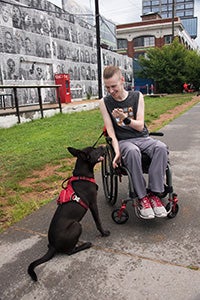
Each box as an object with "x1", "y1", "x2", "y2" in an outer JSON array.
[{"x1": 149, "y1": 132, "x2": 164, "y2": 136}]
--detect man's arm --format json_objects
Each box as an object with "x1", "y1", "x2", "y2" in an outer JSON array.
[
  {"x1": 111, "y1": 92, "x2": 145, "y2": 132},
  {"x1": 99, "y1": 98, "x2": 121, "y2": 168}
]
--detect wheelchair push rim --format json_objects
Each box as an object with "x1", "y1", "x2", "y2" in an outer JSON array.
[{"x1": 101, "y1": 145, "x2": 118, "y2": 205}]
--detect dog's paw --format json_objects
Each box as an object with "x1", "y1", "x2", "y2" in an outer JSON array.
[{"x1": 101, "y1": 230, "x2": 110, "y2": 237}]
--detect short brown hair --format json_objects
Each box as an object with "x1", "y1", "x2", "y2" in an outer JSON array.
[{"x1": 103, "y1": 65, "x2": 122, "y2": 79}]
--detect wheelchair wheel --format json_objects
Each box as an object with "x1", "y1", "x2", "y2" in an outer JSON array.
[
  {"x1": 101, "y1": 145, "x2": 118, "y2": 205},
  {"x1": 112, "y1": 208, "x2": 129, "y2": 224},
  {"x1": 166, "y1": 202, "x2": 179, "y2": 218}
]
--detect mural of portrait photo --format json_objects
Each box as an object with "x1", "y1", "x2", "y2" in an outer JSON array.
[
  {"x1": 44, "y1": 88, "x2": 56, "y2": 103},
  {"x1": 91, "y1": 53, "x2": 97, "y2": 64},
  {"x1": 80, "y1": 50, "x2": 85, "y2": 63},
  {"x1": 6, "y1": 58, "x2": 16, "y2": 80},
  {"x1": 57, "y1": 45, "x2": 66, "y2": 60},
  {"x1": 4, "y1": 31, "x2": 16, "y2": 53},
  {"x1": 55, "y1": 6, "x2": 62, "y2": 19},
  {"x1": 44, "y1": 64, "x2": 53, "y2": 80},
  {"x1": 68, "y1": 68, "x2": 74, "y2": 80},
  {"x1": 75, "y1": 83, "x2": 82, "y2": 98},
  {"x1": 22, "y1": 12, "x2": 33, "y2": 31},
  {"x1": 49, "y1": 18, "x2": 57, "y2": 38},
  {"x1": 0, "y1": 4, "x2": 11, "y2": 25},
  {"x1": 83, "y1": 31, "x2": 89, "y2": 46},
  {"x1": 31, "y1": 0, "x2": 42, "y2": 9},
  {"x1": 14, "y1": 31, "x2": 24, "y2": 54},
  {"x1": 21, "y1": 89, "x2": 28, "y2": 105},
  {"x1": 52, "y1": 41, "x2": 57, "y2": 57},
  {"x1": 81, "y1": 65, "x2": 86, "y2": 80},
  {"x1": 91, "y1": 69, "x2": 96, "y2": 81},
  {"x1": 70, "y1": 25, "x2": 78, "y2": 43},
  {"x1": 32, "y1": 16, "x2": 42, "y2": 34},
  {"x1": 85, "y1": 50, "x2": 90, "y2": 63},
  {"x1": 64, "y1": 27, "x2": 70, "y2": 41},
  {"x1": 36, "y1": 40, "x2": 45, "y2": 57},
  {"x1": 74, "y1": 66, "x2": 80, "y2": 80},
  {"x1": 55, "y1": 64, "x2": 64, "y2": 74},
  {"x1": 40, "y1": 15, "x2": 50, "y2": 36},
  {"x1": 12, "y1": 6, "x2": 22, "y2": 29},
  {"x1": 57, "y1": 26, "x2": 64, "y2": 40},
  {"x1": 71, "y1": 48, "x2": 79, "y2": 62},
  {"x1": 88, "y1": 33, "x2": 93, "y2": 47},
  {"x1": 45, "y1": 43, "x2": 52, "y2": 58},
  {"x1": 28, "y1": 88, "x2": 38, "y2": 104},
  {"x1": 46, "y1": 1, "x2": 56, "y2": 17},
  {"x1": 35, "y1": 66, "x2": 44, "y2": 80},
  {"x1": 86, "y1": 66, "x2": 91, "y2": 80},
  {"x1": 24, "y1": 37, "x2": 32, "y2": 55},
  {"x1": 69, "y1": 14, "x2": 74, "y2": 24}
]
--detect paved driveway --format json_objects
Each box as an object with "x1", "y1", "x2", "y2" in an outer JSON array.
[{"x1": 0, "y1": 102, "x2": 200, "y2": 300}]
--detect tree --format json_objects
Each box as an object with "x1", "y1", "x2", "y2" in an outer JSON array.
[
  {"x1": 184, "y1": 50, "x2": 200, "y2": 90},
  {"x1": 138, "y1": 38, "x2": 200, "y2": 93}
]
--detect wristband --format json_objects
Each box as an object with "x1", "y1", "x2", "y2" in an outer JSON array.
[{"x1": 123, "y1": 117, "x2": 131, "y2": 125}]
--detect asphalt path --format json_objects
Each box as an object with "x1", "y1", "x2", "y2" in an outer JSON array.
[{"x1": 0, "y1": 102, "x2": 200, "y2": 300}]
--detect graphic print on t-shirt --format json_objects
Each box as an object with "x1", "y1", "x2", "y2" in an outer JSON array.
[{"x1": 115, "y1": 106, "x2": 134, "y2": 126}]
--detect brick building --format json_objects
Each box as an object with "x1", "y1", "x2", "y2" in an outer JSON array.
[{"x1": 116, "y1": 12, "x2": 197, "y2": 59}]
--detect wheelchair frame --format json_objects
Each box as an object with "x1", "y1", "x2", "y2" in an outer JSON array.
[{"x1": 101, "y1": 133, "x2": 179, "y2": 224}]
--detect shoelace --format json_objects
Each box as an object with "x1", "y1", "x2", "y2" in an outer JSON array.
[
  {"x1": 141, "y1": 197, "x2": 151, "y2": 208},
  {"x1": 150, "y1": 195, "x2": 162, "y2": 207}
]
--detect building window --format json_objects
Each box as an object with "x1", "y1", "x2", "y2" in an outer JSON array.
[
  {"x1": 152, "y1": 0, "x2": 160, "y2": 5},
  {"x1": 185, "y1": 9, "x2": 193, "y2": 16},
  {"x1": 144, "y1": 36, "x2": 155, "y2": 46},
  {"x1": 185, "y1": 3, "x2": 193, "y2": 9},
  {"x1": 117, "y1": 39, "x2": 127, "y2": 49},
  {"x1": 176, "y1": 4, "x2": 184, "y2": 10},
  {"x1": 134, "y1": 36, "x2": 155, "y2": 47},
  {"x1": 164, "y1": 35, "x2": 173, "y2": 44}
]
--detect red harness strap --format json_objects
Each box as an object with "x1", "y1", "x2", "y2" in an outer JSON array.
[{"x1": 57, "y1": 176, "x2": 96, "y2": 210}]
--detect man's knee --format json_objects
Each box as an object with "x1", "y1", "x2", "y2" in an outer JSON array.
[{"x1": 156, "y1": 141, "x2": 168, "y2": 155}]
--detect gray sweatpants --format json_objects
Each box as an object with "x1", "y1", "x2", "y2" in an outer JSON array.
[{"x1": 119, "y1": 137, "x2": 168, "y2": 199}]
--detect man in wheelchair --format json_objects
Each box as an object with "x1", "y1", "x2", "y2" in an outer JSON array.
[{"x1": 99, "y1": 66, "x2": 168, "y2": 219}]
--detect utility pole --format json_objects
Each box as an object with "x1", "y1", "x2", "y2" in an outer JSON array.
[
  {"x1": 95, "y1": 0, "x2": 102, "y2": 99},
  {"x1": 172, "y1": 0, "x2": 175, "y2": 40}
]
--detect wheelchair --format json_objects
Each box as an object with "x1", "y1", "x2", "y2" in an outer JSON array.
[{"x1": 101, "y1": 131, "x2": 179, "y2": 224}]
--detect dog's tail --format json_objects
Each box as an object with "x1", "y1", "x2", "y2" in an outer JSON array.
[{"x1": 27, "y1": 246, "x2": 56, "y2": 282}]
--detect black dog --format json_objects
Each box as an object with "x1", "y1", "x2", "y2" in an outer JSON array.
[{"x1": 28, "y1": 146, "x2": 110, "y2": 282}]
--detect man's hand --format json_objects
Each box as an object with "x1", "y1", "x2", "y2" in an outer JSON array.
[
  {"x1": 112, "y1": 108, "x2": 126, "y2": 120},
  {"x1": 113, "y1": 153, "x2": 121, "y2": 168}
]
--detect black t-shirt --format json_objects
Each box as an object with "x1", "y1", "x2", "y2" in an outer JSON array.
[{"x1": 104, "y1": 90, "x2": 149, "y2": 140}]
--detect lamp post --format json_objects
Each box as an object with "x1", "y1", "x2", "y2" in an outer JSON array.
[{"x1": 95, "y1": 0, "x2": 102, "y2": 99}]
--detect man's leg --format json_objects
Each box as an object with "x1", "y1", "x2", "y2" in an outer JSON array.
[{"x1": 119, "y1": 140, "x2": 147, "y2": 199}]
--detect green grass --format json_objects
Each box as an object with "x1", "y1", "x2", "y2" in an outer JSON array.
[
  {"x1": 144, "y1": 93, "x2": 193, "y2": 124},
  {"x1": 0, "y1": 93, "x2": 198, "y2": 231}
]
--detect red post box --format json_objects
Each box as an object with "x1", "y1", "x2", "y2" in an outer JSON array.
[{"x1": 55, "y1": 73, "x2": 71, "y2": 103}]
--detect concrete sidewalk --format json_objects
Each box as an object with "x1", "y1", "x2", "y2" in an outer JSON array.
[{"x1": 1, "y1": 102, "x2": 200, "y2": 300}]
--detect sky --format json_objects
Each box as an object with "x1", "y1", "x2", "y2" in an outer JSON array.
[{"x1": 51, "y1": 0, "x2": 200, "y2": 46}]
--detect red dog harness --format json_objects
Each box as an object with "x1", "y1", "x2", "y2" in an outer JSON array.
[{"x1": 57, "y1": 176, "x2": 96, "y2": 210}]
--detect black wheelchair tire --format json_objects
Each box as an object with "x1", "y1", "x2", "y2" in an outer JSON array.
[
  {"x1": 112, "y1": 208, "x2": 129, "y2": 224},
  {"x1": 101, "y1": 145, "x2": 118, "y2": 205},
  {"x1": 166, "y1": 202, "x2": 179, "y2": 218}
]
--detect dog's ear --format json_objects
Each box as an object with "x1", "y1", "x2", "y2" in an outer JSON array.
[
  {"x1": 67, "y1": 147, "x2": 89, "y2": 160},
  {"x1": 67, "y1": 147, "x2": 80, "y2": 157}
]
